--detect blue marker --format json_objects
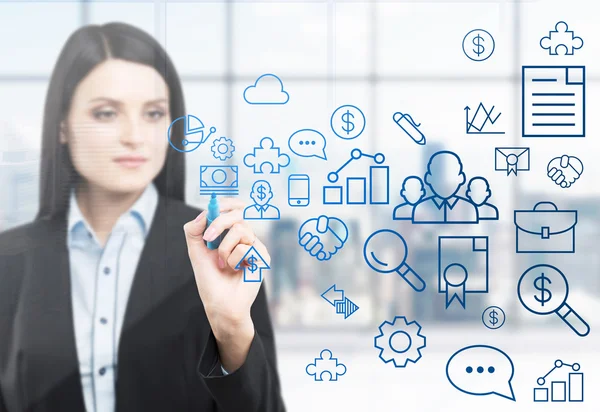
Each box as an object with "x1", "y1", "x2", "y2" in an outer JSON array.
[{"x1": 206, "y1": 193, "x2": 222, "y2": 250}]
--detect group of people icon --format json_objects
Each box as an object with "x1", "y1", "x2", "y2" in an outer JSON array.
[{"x1": 393, "y1": 151, "x2": 498, "y2": 224}]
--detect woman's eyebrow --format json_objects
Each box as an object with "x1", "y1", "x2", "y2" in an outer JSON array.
[{"x1": 88, "y1": 97, "x2": 122, "y2": 105}]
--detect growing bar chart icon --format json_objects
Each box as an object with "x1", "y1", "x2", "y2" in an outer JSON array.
[
  {"x1": 533, "y1": 360, "x2": 584, "y2": 402},
  {"x1": 323, "y1": 148, "x2": 389, "y2": 205}
]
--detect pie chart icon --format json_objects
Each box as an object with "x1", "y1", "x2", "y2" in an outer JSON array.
[{"x1": 167, "y1": 114, "x2": 216, "y2": 153}]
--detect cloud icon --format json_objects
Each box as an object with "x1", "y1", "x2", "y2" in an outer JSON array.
[{"x1": 243, "y1": 74, "x2": 289, "y2": 105}]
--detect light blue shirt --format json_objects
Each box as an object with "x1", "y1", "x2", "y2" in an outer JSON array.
[{"x1": 67, "y1": 184, "x2": 158, "y2": 412}]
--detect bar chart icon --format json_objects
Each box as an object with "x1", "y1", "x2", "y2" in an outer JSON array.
[
  {"x1": 533, "y1": 360, "x2": 583, "y2": 402},
  {"x1": 323, "y1": 148, "x2": 389, "y2": 205}
]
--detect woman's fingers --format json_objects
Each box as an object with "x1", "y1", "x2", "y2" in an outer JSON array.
[
  {"x1": 202, "y1": 208, "x2": 244, "y2": 242},
  {"x1": 217, "y1": 222, "x2": 255, "y2": 268},
  {"x1": 183, "y1": 211, "x2": 209, "y2": 260}
]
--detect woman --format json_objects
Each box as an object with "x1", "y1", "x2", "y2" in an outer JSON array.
[{"x1": 0, "y1": 23, "x2": 285, "y2": 412}]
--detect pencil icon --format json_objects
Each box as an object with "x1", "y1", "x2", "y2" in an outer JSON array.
[{"x1": 393, "y1": 112, "x2": 426, "y2": 145}]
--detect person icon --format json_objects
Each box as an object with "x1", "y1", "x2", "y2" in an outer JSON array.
[
  {"x1": 244, "y1": 180, "x2": 281, "y2": 220},
  {"x1": 466, "y1": 177, "x2": 498, "y2": 220},
  {"x1": 412, "y1": 151, "x2": 478, "y2": 223},
  {"x1": 393, "y1": 176, "x2": 425, "y2": 220}
]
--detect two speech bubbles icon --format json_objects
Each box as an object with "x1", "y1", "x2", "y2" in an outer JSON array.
[
  {"x1": 288, "y1": 129, "x2": 327, "y2": 160},
  {"x1": 447, "y1": 345, "x2": 516, "y2": 401}
]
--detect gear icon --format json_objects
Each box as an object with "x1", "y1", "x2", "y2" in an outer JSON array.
[
  {"x1": 211, "y1": 137, "x2": 235, "y2": 161},
  {"x1": 374, "y1": 316, "x2": 425, "y2": 368}
]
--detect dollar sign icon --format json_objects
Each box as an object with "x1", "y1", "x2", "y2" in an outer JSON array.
[
  {"x1": 489, "y1": 309, "x2": 498, "y2": 326},
  {"x1": 256, "y1": 184, "x2": 267, "y2": 201},
  {"x1": 482, "y1": 306, "x2": 505, "y2": 329},
  {"x1": 462, "y1": 29, "x2": 495, "y2": 62},
  {"x1": 534, "y1": 272, "x2": 553, "y2": 306},
  {"x1": 341, "y1": 109, "x2": 355, "y2": 135},
  {"x1": 472, "y1": 34, "x2": 485, "y2": 56},
  {"x1": 247, "y1": 255, "x2": 258, "y2": 273},
  {"x1": 331, "y1": 105, "x2": 366, "y2": 140}
]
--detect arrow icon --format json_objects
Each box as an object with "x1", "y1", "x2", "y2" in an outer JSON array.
[
  {"x1": 235, "y1": 246, "x2": 270, "y2": 283},
  {"x1": 321, "y1": 284, "x2": 359, "y2": 319}
]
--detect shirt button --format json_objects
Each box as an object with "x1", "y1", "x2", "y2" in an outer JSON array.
[
  {"x1": 103, "y1": 267, "x2": 111, "y2": 275},
  {"x1": 87, "y1": 232, "x2": 93, "y2": 239},
  {"x1": 100, "y1": 317, "x2": 108, "y2": 325},
  {"x1": 99, "y1": 367, "x2": 106, "y2": 376}
]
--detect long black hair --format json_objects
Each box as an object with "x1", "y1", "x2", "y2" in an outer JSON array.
[{"x1": 36, "y1": 22, "x2": 185, "y2": 220}]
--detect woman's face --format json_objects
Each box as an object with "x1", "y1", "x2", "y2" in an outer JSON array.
[{"x1": 62, "y1": 59, "x2": 170, "y2": 194}]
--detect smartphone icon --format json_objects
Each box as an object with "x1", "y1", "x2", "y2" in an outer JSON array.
[{"x1": 288, "y1": 174, "x2": 310, "y2": 207}]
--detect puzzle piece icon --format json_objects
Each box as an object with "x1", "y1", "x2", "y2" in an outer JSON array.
[
  {"x1": 243, "y1": 137, "x2": 291, "y2": 174},
  {"x1": 306, "y1": 349, "x2": 347, "y2": 381},
  {"x1": 540, "y1": 21, "x2": 583, "y2": 56}
]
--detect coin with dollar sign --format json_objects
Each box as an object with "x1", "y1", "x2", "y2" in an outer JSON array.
[
  {"x1": 330, "y1": 104, "x2": 366, "y2": 140},
  {"x1": 482, "y1": 306, "x2": 506, "y2": 330},
  {"x1": 462, "y1": 29, "x2": 495, "y2": 62}
]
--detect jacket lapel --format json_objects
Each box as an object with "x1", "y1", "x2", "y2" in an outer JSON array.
[{"x1": 22, "y1": 218, "x2": 86, "y2": 409}]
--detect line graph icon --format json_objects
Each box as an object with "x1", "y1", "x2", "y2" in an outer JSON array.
[
  {"x1": 534, "y1": 360, "x2": 583, "y2": 402},
  {"x1": 465, "y1": 103, "x2": 505, "y2": 134},
  {"x1": 323, "y1": 148, "x2": 389, "y2": 205}
]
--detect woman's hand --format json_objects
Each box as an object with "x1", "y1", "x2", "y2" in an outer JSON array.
[{"x1": 183, "y1": 198, "x2": 271, "y2": 372}]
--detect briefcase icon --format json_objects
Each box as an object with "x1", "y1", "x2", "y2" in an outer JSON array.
[{"x1": 514, "y1": 202, "x2": 577, "y2": 253}]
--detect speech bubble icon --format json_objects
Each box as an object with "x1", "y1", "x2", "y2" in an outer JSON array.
[
  {"x1": 288, "y1": 129, "x2": 327, "y2": 160},
  {"x1": 446, "y1": 345, "x2": 515, "y2": 401}
]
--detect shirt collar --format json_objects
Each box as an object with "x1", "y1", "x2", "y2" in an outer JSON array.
[
  {"x1": 67, "y1": 183, "x2": 159, "y2": 241},
  {"x1": 432, "y1": 196, "x2": 459, "y2": 209},
  {"x1": 252, "y1": 204, "x2": 270, "y2": 212}
]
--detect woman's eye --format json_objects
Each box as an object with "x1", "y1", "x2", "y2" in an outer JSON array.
[
  {"x1": 145, "y1": 109, "x2": 166, "y2": 121},
  {"x1": 92, "y1": 109, "x2": 117, "y2": 121}
]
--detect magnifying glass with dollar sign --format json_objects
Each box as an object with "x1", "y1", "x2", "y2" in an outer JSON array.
[{"x1": 517, "y1": 264, "x2": 590, "y2": 337}]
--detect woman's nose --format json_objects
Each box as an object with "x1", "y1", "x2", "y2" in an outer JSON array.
[{"x1": 120, "y1": 116, "x2": 145, "y2": 147}]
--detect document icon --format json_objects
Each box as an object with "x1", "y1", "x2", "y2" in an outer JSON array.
[
  {"x1": 495, "y1": 147, "x2": 530, "y2": 176},
  {"x1": 438, "y1": 236, "x2": 489, "y2": 309},
  {"x1": 522, "y1": 66, "x2": 585, "y2": 138}
]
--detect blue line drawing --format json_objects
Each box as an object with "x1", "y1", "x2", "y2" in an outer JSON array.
[
  {"x1": 495, "y1": 147, "x2": 530, "y2": 176},
  {"x1": 534, "y1": 360, "x2": 584, "y2": 402},
  {"x1": 547, "y1": 155, "x2": 583, "y2": 188},
  {"x1": 323, "y1": 148, "x2": 389, "y2": 205},
  {"x1": 243, "y1": 137, "x2": 290, "y2": 174},
  {"x1": 517, "y1": 264, "x2": 590, "y2": 337},
  {"x1": 306, "y1": 349, "x2": 347, "y2": 382},
  {"x1": 199, "y1": 165, "x2": 239, "y2": 196},
  {"x1": 288, "y1": 129, "x2": 327, "y2": 160},
  {"x1": 288, "y1": 174, "x2": 310, "y2": 207},
  {"x1": 243, "y1": 180, "x2": 280, "y2": 220},
  {"x1": 482, "y1": 306, "x2": 506, "y2": 330},
  {"x1": 243, "y1": 73, "x2": 289, "y2": 105},
  {"x1": 522, "y1": 66, "x2": 585, "y2": 138},
  {"x1": 465, "y1": 103, "x2": 505, "y2": 134},
  {"x1": 393, "y1": 111, "x2": 426, "y2": 145},
  {"x1": 363, "y1": 229, "x2": 426, "y2": 292},
  {"x1": 540, "y1": 22, "x2": 583, "y2": 55},
  {"x1": 462, "y1": 29, "x2": 495, "y2": 62},
  {"x1": 400, "y1": 151, "x2": 498, "y2": 224},
  {"x1": 321, "y1": 285, "x2": 359, "y2": 319},
  {"x1": 514, "y1": 202, "x2": 577, "y2": 253},
  {"x1": 298, "y1": 215, "x2": 348, "y2": 261},
  {"x1": 374, "y1": 316, "x2": 425, "y2": 368},
  {"x1": 447, "y1": 345, "x2": 516, "y2": 401},
  {"x1": 167, "y1": 114, "x2": 216, "y2": 153},
  {"x1": 210, "y1": 137, "x2": 235, "y2": 161},
  {"x1": 235, "y1": 245, "x2": 270, "y2": 283},
  {"x1": 438, "y1": 236, "x2": 489, "y2": 309},
  {"x1": 330, "y1": 104, "x2": 366, "y2": 140}
]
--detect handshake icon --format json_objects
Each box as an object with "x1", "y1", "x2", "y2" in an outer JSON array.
[
  {"x1": 547, "y1": 155, "x2": 583, "y2": 189},
  {"x1": 298, "y1": 215, "x2": 349, "y2": 261}
]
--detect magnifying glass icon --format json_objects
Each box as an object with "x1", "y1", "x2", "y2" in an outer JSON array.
[
  {"x1": 517, "y1": 264, "x2": 590, "y2": 337},
  {"x1": 363, "y1": 229, "x2": 426, "y2": 292}
]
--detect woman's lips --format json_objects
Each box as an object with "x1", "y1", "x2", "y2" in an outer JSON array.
[{"x1": 114, "y1": 156, "x2": 147, "y2": 169}]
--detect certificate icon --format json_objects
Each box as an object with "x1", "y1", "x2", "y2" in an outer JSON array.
[{"x1": 495, "y1": 147, "x2": 530, "y2": 176}]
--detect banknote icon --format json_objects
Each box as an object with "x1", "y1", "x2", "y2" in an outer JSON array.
[{"x1": 200, "y1": 165, "x2": 239, "y2": 196}]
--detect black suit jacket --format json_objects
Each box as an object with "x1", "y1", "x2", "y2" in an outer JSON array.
[{"x1": 0, "y1": 196, "x2": 285, "y2": 412}]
